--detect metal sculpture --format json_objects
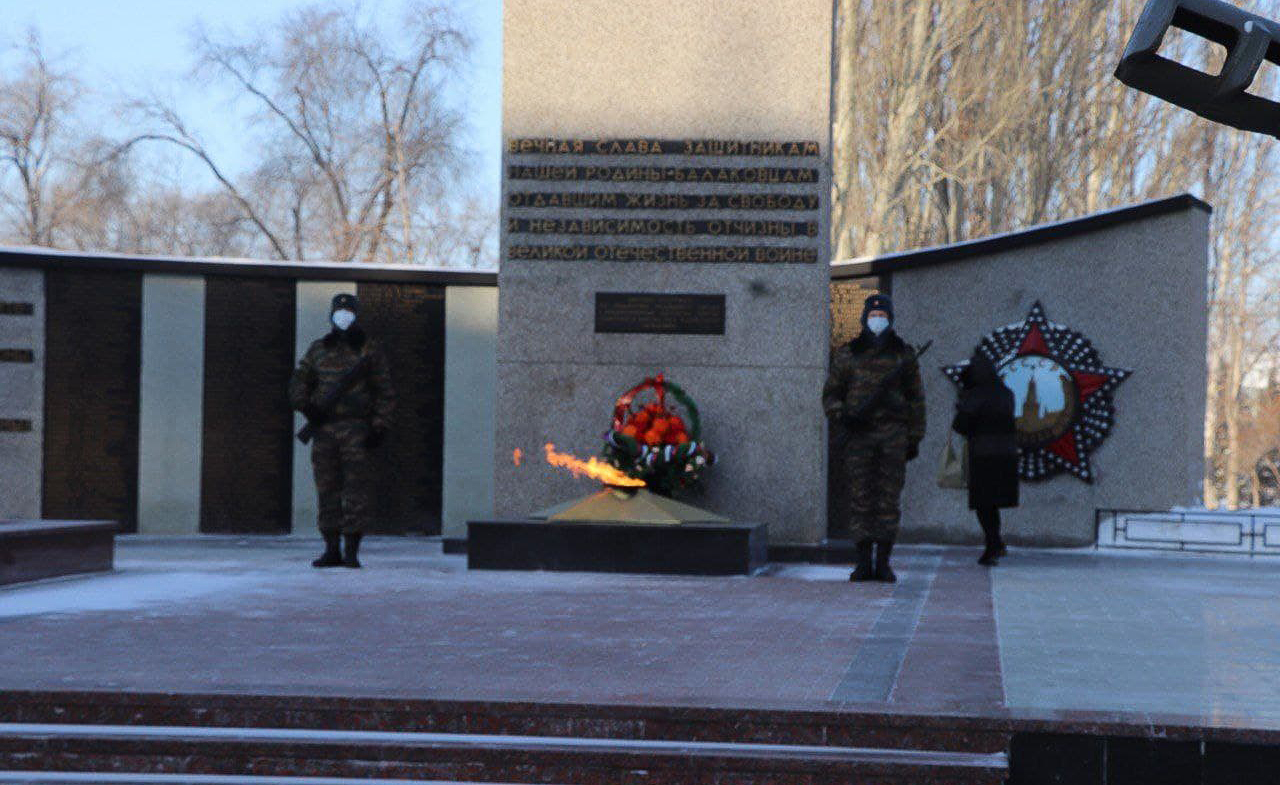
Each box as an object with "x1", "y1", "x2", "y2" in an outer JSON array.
[{"x1": 1116, "y1": 0, "x2": 1280, "y2": 137}]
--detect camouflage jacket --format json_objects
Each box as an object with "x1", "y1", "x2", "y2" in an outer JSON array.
[
  {"x1": 288, "y1": 326, "x2": 395, "y2": 430},
  {"x1": 822, "y1": 330, "x2": 926, "y2": 443}
]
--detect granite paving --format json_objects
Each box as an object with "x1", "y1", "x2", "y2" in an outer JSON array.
[{"x1": 1, "y1": 537, "x2": 1279, "y2": 727}]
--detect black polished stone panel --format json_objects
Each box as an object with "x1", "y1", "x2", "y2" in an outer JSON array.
[
  {"x1": 507, "y1": 138, "x2": 820, "y2": 156},
  {"x1": 0, "y1": 520, "x2": 116, "y2": 585},
  {"x1": 1203, "y1": 741, "x2": 1280, "y2": 785},
  {"x1": 509, "y1": 244, "x2": 817, "y2": 264},
  {"x1": 1008, "y1": 733, "x2": 1104, "y2": 785},
  {"x1": 508, "y1": 217, "x2": 818, "y2": 238},
  {"x1": 1107, "y1": 738, "x2": 1201, "y2": 785},
  {"x1": 200, "y1": 277, "x2": 296, "y2": 534},
  {"x1": 43, "y1": 269, "x2": 142, "y2": 532},
  {"x1": 467, "y1": 520, "x2": 768, "y2": 576},
  {"x1": 595, "y1": 293, "x2": 725, "y2": 335},
  {"x1": 508, "y1": 192, "x2": 820, "y2": 211},
  {"x1": 355, "y1": 282, "x2": 445, "y2": 534},
  {"x1": 507, "y1": 165, "x2": 821, "y2": 184}
]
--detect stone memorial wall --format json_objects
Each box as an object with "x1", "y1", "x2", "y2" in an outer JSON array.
[
  {"x1": 497, "y1": 0, "x2": 834, "y2": 543},
  {"x1": 0, "y1": 268, "x2": 43, "y2": 519}
]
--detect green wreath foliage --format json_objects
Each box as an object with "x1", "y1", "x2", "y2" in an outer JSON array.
[{"x1": 601, "y1": 375, "x2": 716, "y2": 497}]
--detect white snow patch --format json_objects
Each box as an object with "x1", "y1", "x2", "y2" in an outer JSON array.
[
  {"x1": 766, "y1": 564, "x2": 854, "y2": 581},
  {"x1": 0, "y1": 570, "x2": 261, "y2": 618}
]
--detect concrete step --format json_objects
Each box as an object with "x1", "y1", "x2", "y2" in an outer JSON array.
[
  {"x1": 0, "y1": 691, "x2": 1013, "y2": 753},
  {"x1": 0, "y1": 774, "x2": 540, "y2": 784},
  {"x1": 0, "y1": 723, "x2": 1008, "y2": 785}
]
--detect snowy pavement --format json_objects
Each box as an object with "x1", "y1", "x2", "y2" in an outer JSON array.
[{"x1": 2, "y1": 536, "x2": 1280, "y2": 726}]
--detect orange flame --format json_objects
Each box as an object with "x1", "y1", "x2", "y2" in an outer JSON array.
[{"x1": 543, "y1": 443, "x2": 645, "y2": 487}]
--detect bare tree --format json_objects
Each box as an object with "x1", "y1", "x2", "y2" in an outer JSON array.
[
  {"x1": 126, "y1": 1, "x2": 474, "y2": 263},
  {"x1": 833, "y1": 0, "x2": 1280, "y2": 509},
  {"x1": 0, "y1": 30, "x2": 104, "y2": 247}
]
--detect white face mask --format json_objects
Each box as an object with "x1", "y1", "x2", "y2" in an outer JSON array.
[
  {"x1": 331, "y1": 309, "x2": 356, "y2": 331},
  {"x1": 867, "y1": 316, "x2": 890, "y2": 335}
]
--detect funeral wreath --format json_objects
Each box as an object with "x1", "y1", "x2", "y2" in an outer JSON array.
[{"x1": 601, "y1": 374, "x2": 716, "y2": 497}]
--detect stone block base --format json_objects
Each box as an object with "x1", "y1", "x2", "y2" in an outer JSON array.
[
  {"x1": 467, "y1": 519, "x2": 767, "y2": 575},
  {"x1": 0, "y1": 520, "x2": 116, "y2": 585}
]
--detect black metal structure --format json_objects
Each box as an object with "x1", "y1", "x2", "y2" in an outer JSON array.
[{"x1": 1116, "y1": 0, "x2": 1280, "y2": 136}]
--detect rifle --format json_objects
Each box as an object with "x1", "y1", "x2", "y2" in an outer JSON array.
[
  {"x1": 296, "y1": 355, "x2": 373, "y2": 444},
  {"x1": 843, "y1": 340, "x2": 933, "y2": 425}
]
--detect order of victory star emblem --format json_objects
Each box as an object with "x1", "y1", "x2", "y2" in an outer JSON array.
[{"x1": 943, "y1": 302, "x2": 1132, "y2": 483}]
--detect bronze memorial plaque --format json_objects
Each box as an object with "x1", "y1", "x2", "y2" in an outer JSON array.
[{"x1": 595, "y1": 293, "x2": 726, "y2": 335}]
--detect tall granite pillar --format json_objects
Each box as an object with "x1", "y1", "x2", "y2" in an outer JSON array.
[{"x1": 497, "y1": 0, "x2": 833, "y2": 543}]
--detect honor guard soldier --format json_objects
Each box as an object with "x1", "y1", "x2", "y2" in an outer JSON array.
[
  {"x1": 823, "y1": 293, "x2": 927, "y2": 582},
  {"x1": 289, "y1": 293, "x2": 395, "y2": 568}
]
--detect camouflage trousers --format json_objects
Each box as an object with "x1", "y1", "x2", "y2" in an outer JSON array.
[
  {"x1": 311, "y1": 419, "x2": 374, "y2": 534},
  {"x1": 839, "y1": 428, "x2": 911, "y2": 543}
]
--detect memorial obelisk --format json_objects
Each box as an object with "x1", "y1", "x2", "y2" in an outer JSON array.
[{"x1": 496, "y1": 0, "x2": 833, "y2": 543}]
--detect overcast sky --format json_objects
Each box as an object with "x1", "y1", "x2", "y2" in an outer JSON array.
[{"x1": 2, "y1": 0, "x2": 502, "y2": 201}]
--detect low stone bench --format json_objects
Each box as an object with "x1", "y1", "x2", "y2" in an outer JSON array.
[{"x1": 0, "y1": 520, "x2": 117, "y2": 586}]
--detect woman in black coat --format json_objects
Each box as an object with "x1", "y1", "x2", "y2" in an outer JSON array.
[{"x1": 951, "y1": 351, "x2": 1019, "y2": 565}]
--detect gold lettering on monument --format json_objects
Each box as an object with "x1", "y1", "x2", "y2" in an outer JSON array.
[
  {"x1": 508, "y1": 218, "x2": 817, "y2": 237},
  {"x1": 506, "y1": 138, "x2": 820, "y2": 157},
  {"x1": 506, "y1": 245, "x2": 819, "y2": 264},
  {"x1": 503, "y1": 137, "x2": 823, "y2": 263},
  {"x1": 507, "y1": 165, "x2": 819, "y2": 183}
]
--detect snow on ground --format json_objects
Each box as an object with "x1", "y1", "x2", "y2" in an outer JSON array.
[{"x1": 0, "y1": 569, "x2": 261, "y2": 619}]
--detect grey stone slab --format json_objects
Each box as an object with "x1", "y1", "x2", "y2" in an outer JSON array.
[
  {"x1": 500, "y1": 2, "x2": 833, "y2": 543},
  {"x1": 442, "y1": 286, "x2": 499, "y2": 539},
  {"x1": 994, "y1": 551, "x2": 1280, "y2": 719},
  {"x1": 0, "y1": 268, "x2": 40, "y2": 344},
  {"x1": 0, "y1": 267, "x2": 42, "y2": 519},
  {"x1": 0, "y1": 364, "x2": 37, "y2": 412},
  {"x1": 830, "y1": 555, "x2": 941, "y2": 702},
  {"x1": 137, "y1": 275, "x2": 205, "y2": 535},
  {"x1": 497, "y1": 261, "x2": 828, "y2": 368},
  {"x1": 894, "y1": 207, "x2": 1208, "y2": 546},
  {"x1": 503, "y1": 1, "x2": 833, "y2": 142}
]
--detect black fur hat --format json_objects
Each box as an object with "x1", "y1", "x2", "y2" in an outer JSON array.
[
  {"x1": 330, "y1": 293, "x2": 359, "y2": 315},
  {"x1": 861, "y1": 293, "x2": 893, "y2": 327}
]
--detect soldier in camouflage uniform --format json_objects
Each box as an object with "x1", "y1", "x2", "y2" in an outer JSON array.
[
  {"x1": 823, "y1": 293, "x2": 926, "y2": 583},
  {"x1": 289, "y1": 293, "x2": 395, "y2": 569}
]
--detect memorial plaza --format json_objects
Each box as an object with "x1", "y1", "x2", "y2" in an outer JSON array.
[{"x1": 3, "y1": 536, "x2": 1278, "y2": 723}]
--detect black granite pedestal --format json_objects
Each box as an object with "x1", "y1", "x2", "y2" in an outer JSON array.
[
  {"x1": 467, "y1": 519, "x2": 768, "y2": 576},
  {"x1": 0, "y1": 520, "x2": 117, "y2": 585}
]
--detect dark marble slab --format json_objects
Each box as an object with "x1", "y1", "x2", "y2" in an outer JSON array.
[
  {"x1": 1008, "y1": 733, "x2": 1104, "y2": 785},
  {"x1": 467, "y1": 519, "x2": 768, "y2": 576},
  {"x1": 1107, "y1": 738, "x2": 1202, "y2": 785},
  {"x1": 1202, "y1": 740, "x2": 1280, "y2": 785},
  {"x1": 768, "y1": 538, "x2": 860, "y2": 564},
  {"x1": 0, "y1": 520, "x2": 116, "y2": 585},
  {"x1": 0, "y1": 690, "x2": 1017, "y2": 753},
  {"x1": 0, "y1": 724, "x2": 1007, "y2": 784}
]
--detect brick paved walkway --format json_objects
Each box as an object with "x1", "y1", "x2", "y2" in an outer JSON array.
[{"x1": 1, "y1": 537, "x2": 1278, "y2": 726}]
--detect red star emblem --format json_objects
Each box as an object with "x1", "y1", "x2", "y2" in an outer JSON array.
[{"x1": 946, "y1": 302, "x2": 1131, "y2": 483}]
